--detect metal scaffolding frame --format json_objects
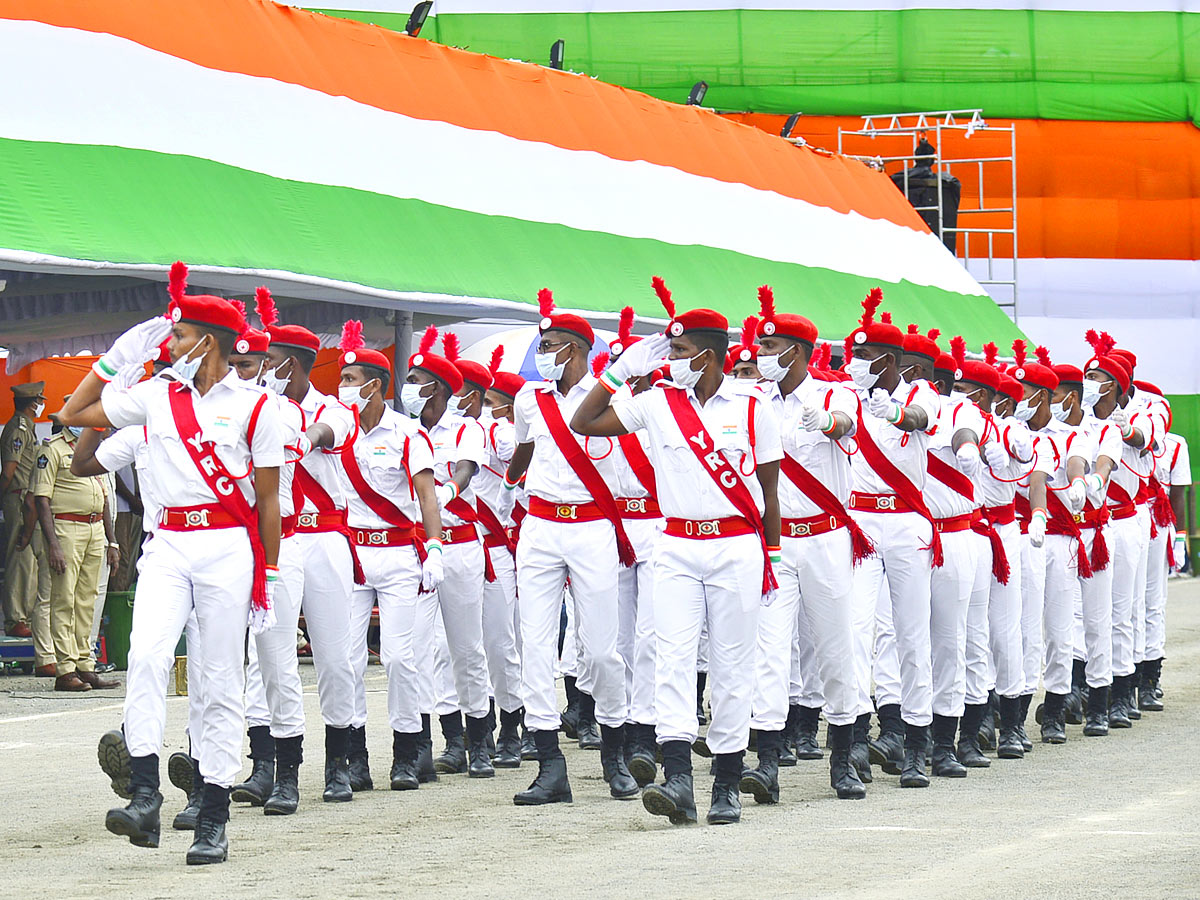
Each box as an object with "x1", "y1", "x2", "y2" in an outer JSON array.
[{"x1": 837, "y1": 109, "x2": 1018, "y2": 321}]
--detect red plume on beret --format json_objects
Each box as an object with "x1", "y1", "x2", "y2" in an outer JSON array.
[
  {"x1": 816, "y1": 342, "x2": 832, "y2": 371},
  {"x1": 489, "y1": 345, "x2": 504, "y2": 377},
  {"x1": 536, "y1": 287, "x2": 595, "y2": 346},
  {"x1": 758, "y1": 284, "x2": 776, "y2": 321},
  {"x1": 591, "y1": 352, "x2": 610, "y2": 377},
  {"x1": 611, "y1": 305, "x2": 640, "y2": 357},
  {"x1": 1035, "y1": 345, "x2": 1052, "y2": 367},
  {"x1": 418, "y1": 324, "x2": 439, "y2": 356},
  {"x1": 337, "y1": 319, "x2": 390, "y2": 375},
  {"x1": 1083, "y1": 328, "x2": 1130, "y2": 392},
  {"x1": 1012, "y1": 339, "x2": 1027, "y2": 368},
  {"x1": 652, "y1": 276, "x2": 676, "y2": 319},
  {"x1": 927, "y1": 328, "x2": 941, "y2": 342},
  {"x1": 442, "y1": 332, "x2": 461, "y2": 363},
  {"x1": 339, "y1": 319, "x2": 365, "y2": 352},
  {"x1": 907, "y1": 323, "x2": 919, "y2": 335},
  {"x1": 756, "y1": 284, "x2": 816, "y2": 345},
  {"x1": 950, "y1": 335, "x2": 966, "y2": 371},
  {"x1": 1011, "y1": 338, "x2": 1058, "y2": 393},
  {"x1": 255, "y1": 286, "x2": 279, "y2": 328},
  {"x1": 168, "y1": 260, "x2": 188, "y2": 304},
  {"x1": 847, "y1": 287, "x2": 902, "y2": 350},
  {"x1": 229, "y1": 299, "x2": 247, "y2": 319},
  {"x1": 409, "y1": 324, "x2": 464, "y2": 393},
  {"x1": 740, "y1": 316, "x2": 759, "y2": 351},
  {"x1": 983, "y1": 342, "x2": 998, "y2": 367},
  {"x1": 726, "y1": 316, "x2": 759, "y2": 372},
  {"x1": 163, "y1": 260, "x2": 245, "y2": 334},
  {"x1": 881, "y1": 312, "x2": 893, "y2": 325},
  {"x1": 538, "y1": 288, "x2": 555, "y2": 318},
  {"x1": 490, "y1": 346, "x2": 526, "y2": 398},
  {"x1": 860, "y1": 287, "x2": 882, "y2": 328}
]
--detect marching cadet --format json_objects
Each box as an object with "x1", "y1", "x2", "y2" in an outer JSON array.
[
  {"x1": 572, "y1": 278, "x2": 782, "y2": 827},
  {"x1": 60, "y1": 262, "x2": 282, "y2": 865},
  {"x1": 504, "y1": 289, "x2": 636, "y2": 807},
  {"x1": 335, "y1": 322, "x2": 446, "y2": 792},
  {"x1": 749, "y1": 286, "x2": 869, "y2": 802},
  {"x1": 2, "y1": 381, "x2": 45, "y2": 641},
  {"x1": 31, "y1": 398, "x2": 121, "y2": 692}
]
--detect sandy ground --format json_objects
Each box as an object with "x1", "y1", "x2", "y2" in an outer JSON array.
[{"x1": 2, "y1": 581, "x2": 1199, "y2": 900}]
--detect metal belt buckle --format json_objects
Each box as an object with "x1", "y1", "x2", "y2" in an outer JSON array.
[
  {"x1": 368, "y1": 531, "x2": 387, "y2": 545},
  {"x1": 298, "y1": 512, "x2": 319, "y2": 529},
  {"x1": 556, "y1": 505, "x2": 577, "y2": 520},
  {"x1": 441, "y1": 529, "x2": 454, "y2": 543},
  {"x1": 183, "y1": 508, "x2": 210, "y2": 528},
  {"x1": 876, "y1": 496, "x2": 896, "y2": 511},
  {"x1": 624, "y1": 498, "x2": 646, "y2": 514},
  {"x1": 696, "y1": 520, "x2": 721, "y2": 537},
  {"x1": 789, "y1": 521, "x2": 811, "y2": 538},
  {"x1": 1073, "y1": 513, "x2": 1084, "y2": 524}
]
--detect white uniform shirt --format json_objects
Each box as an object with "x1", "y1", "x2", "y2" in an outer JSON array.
[
  {"x1": 95, "y1": 425, "x2": 159, "y2": 532},
  {"x1": 980, "y1": 416, "x2": 1030, "y2": 508},
  {"x1": 425, "y1": 410, "x2": 488, "y2": 527},
  {"x1": 1163, "y1": 433, "x2": 1191, "y2": 488},
  {"x1": 513, "y1": 376, "x2": 623, "y2": 504},
  {"x1": 102, "y1": 370, "x2": 283, "y2": 509},
  {"x1": 924, "y1": 394, "x2": 987, "y2": 519},
  {"x1": 771, "y1": 375, "x2": 856, "y2": 518},
  {"x1": 612, "y1": 378, "x2": 782, "y2": 520},
  {"x1": 276, "y1": 396, "x2": 306, "y2": 519},
  {"x1": 342, "y1": 406, "x2": 434, "y2": 529},
  {"x1": 296, "y1": 384, "x2": 355, "y2": 513},
  {"x1": 848, "y1": 377, "x2": 941, "y2": 495},
  {"x1": 474, "y1": 415, "x2": 518, "y2": 527},
  {"x1": 1032, "y1": 418, "x2": 1092, "y2": 491}
]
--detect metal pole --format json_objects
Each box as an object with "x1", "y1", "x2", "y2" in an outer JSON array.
[{"x1": 392, "y1": 309, "x2": 413, "y2": 411}]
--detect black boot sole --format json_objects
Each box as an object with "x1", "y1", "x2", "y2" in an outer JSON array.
[
  {"x1": 167, "y1": 753, "x2": 194, "y2": 796},
  {"x1": 513, "y1": 788, "x2": 573, "y2": 805},
  {"x1": 899, "y1": 773, "x2": 930, "y2": 788},
  {"x1": 230, "y1": 785, "x2": 269, "y2": 806},
  {"x1": 834, "y1": 780, "x2": 867, "y2": 800},
  {"x1": 628, "y1": 756, "x2": 657, "y2": 787},
  {"x1": 171, "y1": 807, "x2": 198, "y2": 830},
  {"x1": 468, "y1": 767, "x2": 496, "y2": 778},
  {"x1": 434, "y1": 760, "x2": 468, "y2": 774},
  {"x1": 738, "y1": 772, "x2": 779, "y2": 805},
  {"x1": 706, "y1": 806, "x2": 742, "y2": 825},
  {"x1": 97, "y1": 731, "x2": 132, "y2": 800},
  {"x1": 185, "y1": 847, "x2": 228, "y2": 866},
  {"x1": 105, "y1": 810, "x2": 159, "y2": 848},
  {"x1": 263, "y1": 802, "x2": 298, "y2": 815},
  {"x1": 642, "y1": 786, "x2": 696, "y2": 825},
  {"x1": 691, "y1": 737, "x2": 713, "y2": 758}
]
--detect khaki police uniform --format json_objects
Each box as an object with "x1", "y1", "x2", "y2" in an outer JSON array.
[
  {"x1": 31, "y1": 430, "x2": 108, "y2": 675},
  {"x1": 2, "y1": 398, "x2": 39, "y2": 630}
]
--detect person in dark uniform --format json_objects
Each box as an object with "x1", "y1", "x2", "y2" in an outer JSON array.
[{"x1": 891, "y1": 138, "x2": 961, "y2": 254}]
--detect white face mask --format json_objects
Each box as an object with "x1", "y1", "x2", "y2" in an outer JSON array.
[
  {"x1": 1050, "y1": 399, "x2": 1071, "y2": 422},
  {"x1": 32, "y1": 401, "x2": 45, "y2": 418},
  {"x1": 452, "y1": 392, "x2": 475, "y2": 416},
  {"x1": 756, "y1": 345, "x2": 794, "y2": 383},
  {"x1": 400, "y1": 382, "x2": 431, "y2": 418},
  {"x1": 339, "y1": 382, "x2": 374, "y2": 410},
  {"x1": 261, "y1": 360, "x2": 291, "y2": 395},
  {"x1": 668, "y1": 352, "x2": 706, "y2": 389},
  {"x1": 170, "y1": 335, "x2": 209, "y2": 386},
  {"x1": 534, "y1": 347, "x2": 567, "y2": 381},
  {"x1": 846, "y1": 356, "x2": 879, "y2": 390},
  {"x1": 1081, "y1": 378, "x2": 1102, "y2": 411},
  {"x1": 1013, "y1": 397, "x2": 1038, "y2": 422}
]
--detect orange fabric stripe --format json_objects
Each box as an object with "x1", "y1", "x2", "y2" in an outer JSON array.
[{"x1": 0, "y1": 0, "x2": 923, "y2": 231}]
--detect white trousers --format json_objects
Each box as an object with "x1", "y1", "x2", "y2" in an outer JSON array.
[
  {"x1": 930, "y1": 530, "x2": 980, "y2": 718},
  {"x1": 788, "y1": 601, "x2": 823, "y2": 708},
  {"x1": 985, "y1": 522, "x2": 1025, "y2": 699},
  {"x1": 419, "y1": 540, "x2": 490, "y2": 719},
  {"x1": 617, "y1": 516, "x2": 661, "y2": 726},
  {"x1": 124, "y1": 530, "x2": 250, "y2": 788},
  {"x1": 1145, "y1": 524, "x2": 1169, "y2": 660},
  {"x1": 654, "y1": 532, "x2": 761, "y2": 753},
  {"x1": 1108, "y1": 513, "x2": 1146, "y2": 677},
  {"x1": 1019, "y1": 533, "x2": 1045, "y2": 695},
  {"x1": 1132, "y1": 509, "x2": 1150, "y2": 665},
  {"x1": 482, "y1": 544, "x2": 523, "y2": 713},
  {"x1": 1077, "y1": 527, "x2": 1115, "y2": 688},
  {"x1": 1041, "y1": 534, "x2": 1080, "y2": 695},
  {"x1": 516, "y1": 516, "x2": 626, "y2": 731},
  {"x1": 963, "y1": 530, "x2": 996, "y2": 707},
  {"x1": 296, "y1": 532, "x2": 356, "y2": 728},
  {"x1": 853, "y1": 511, "x2": 934, "y2": 727},
  {"x1": 870, "y1": 576, "x2": 900, "y2": 709},
  {"x1": 350, "y1": 544, "x2": 423, "y2": 733},
  {"x1": 244, "y1": 536, "x2": 305, "y2": 738},
  {"x1": 751, "y1": 554, "x2": 799, "y2": 733}
]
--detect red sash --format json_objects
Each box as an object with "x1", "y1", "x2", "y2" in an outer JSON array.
[
  {"x1": 476, "y1": 497, "x2": 515, "y2": 555},
  {"x1": 533, "y1": 389, "x2": 635, "y2": 566},
  {"x1": 778, "y1": 454, "x2": 873, "y2": 565},
  {"x1": 442, "y1": 491, "x2": 496, "y2": 582},
  {"x1": 662, "y1": 387, "x2": 777, "y2": 594},
  {"x1": 926, "y1": 451, "x2": 1008, "y2": 580},
  {"x1": 293, "y1": 462, "x2": 365, "y2": 585},
  {"x1": 1045, "y1": 490, "x2": 1096, "y2": 578},
  {"x1": 854, "y1": 403, "x2": 943, "y2": 567},
  {"x1": 339, "y1": 431, "x2": 426, "y2": 563},
  {"x1": 926, "y1": 452, "x2": 975, "y2": 502},
  {"x1": 618, "y1": 433, "x2": 658, "y2": 499},
  {"x1": 167, "y1": 382, "x2": 269, "y2": 610}
]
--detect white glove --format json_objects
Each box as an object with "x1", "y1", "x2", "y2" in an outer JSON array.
[
  {"x1": 434, "y1": 483, "x2": 458, "y2": 509},
  {"x1": 984, "y1": 440, "x2": 1008, "y2": 470},
  {"x1": 421, "y1": 544, "x2": 445, "y2": 591},
  {"x1": 1028, "y1": 508, "x2": 1047, "y2": 547},
  {"x1": 1065, "y1": 477, "x2": 1088, "y2": 514},
  {"x1": 249, "y1": 577, "x2": 278, "y2": 635},
  {"x1": 607, "y1": 333, "x2": 670, "y2": 383},
  {"x1": 1083, "y1": 472, "x2": 1107, "y2": 507},
  {"x1": 1111, "y1": 407, "x2": 1129, "y2": 429},
  {"x1": 1009, "y1": 429, "x2": 1033, "y2": 462},
  {"x1": 112, "y1": 362, "x2": 147, "y2": 390},
  {"x1": 491, "y1": 422, "x2": 516, "y2": 460},
  {"x1": 95, "y1": 317, "x2": 173, "y2": 378},
  {"x1": 289, "y1": 433, "x2": 313, "y2": 461},
  {"x1": 956, "y1": 442, "x2": 983, "y2": 478},
  {"x1": 867, "y1": 387, "x2": 901, "y2": 423},
  {"x1": 800, "y1": 404, "x2": 834, "y2": 434},
  {"x1": 1173, "y1": 531, "x2": 1188, "y2": 572}
]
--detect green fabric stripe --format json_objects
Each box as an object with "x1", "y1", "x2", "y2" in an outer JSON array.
[
  {"x1": 0, "y1": 137, "x2": 1019, "y2": 345},
  {"x1": 311, "y1": 8, "x2": 1200, "y2": 123}
]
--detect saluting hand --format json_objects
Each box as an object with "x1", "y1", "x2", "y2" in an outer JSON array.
[{"x1": 607, "y1": 333, "x2": 670, "y2": 383}]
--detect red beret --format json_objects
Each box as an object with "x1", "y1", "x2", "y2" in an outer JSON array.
[
  {"x1": 491, "y1": 371, "x2": 526, "y2": 399},
  {"x1": 850, "y1": 320, "x2": 905, "y2": 351},
  {"x1": 997, "y1": 373, "x2": 1023, "y2": 404},
  {"x1": 455, "y1": 360, "x2": 493, "y2": 393},
  {"x1": 267, "y1": 324, "x2": 321, "y2": 353},
  {"x1": 610, "y1": 334, "x2": 640, "y2": 357},
  {"x1": 1109, "y1": 348, "x2": 1136, "y2": 373},
  {"x1": 340, "y1": 348, "x2": 391, "y2": 376},
  {"x1": 757, "y1": 313, "x2": 817, "y2": 346},
  {"x1": 957, "y1": 360, "x2": 1001, "y2": 393},
  {"x1": 725, "y1": 343, "x2": 758, "y2": 370},
  {"x1": 540, "y1": 313, "x2": 595, "y2": 348},
  {"x1": 1085, "y1": 356, "x2": 1131, "y2": 394},
  {"x1": 1053, "y1": 363, "x2": 1084, "y2": 387},
  {"x1": 169, "y1": 294, "x2": 245, "y2": 335},
  {"x1": 409, "y1": 352, "x2": 465, "y2": 394},
  {"x1": 1013, "y1": 362, "x2": 1059, "y2": 394},
  {"x1": 934, "y1": 353, "x2": 957, "y2": 376},
  {"x1": 1133, "y1": 379, "x2": 1162, "y2": 397},
  {"x1": 902, "y1": 326, "x2": 941, "y2": 362},
  {"x1": 667, "y1": 308, "x2": 729, "y2": 338},
  {"x1": 234, "y1": 329, "x2": 270, "y2": 355}
]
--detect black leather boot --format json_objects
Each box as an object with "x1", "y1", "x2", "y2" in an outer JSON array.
[
  {"x1": 576, "y1": 692, "x2": 601, "y2": 750},
  {"x1": 514, "y1": 731, "x2": 572, "y2": 805},
  {"x1": 435, "y1": 713, "x2": 468, "y2": 774},
  {"x1": 1154, "y1": 657, "x2": 1164, "y2": 699},
  {"x1": 323, "y1": 725, "x2": 353, "y2": 802},
  {"x1": 599, "y1": 724, "x2": 638, "y2": 799},
  {"x1": 977, "y1": 690, "x2": 998, "y2": 751},
  {"x1": 484, "y1": 698, "x2": 497, "y2": 758},
  {"x1": 1108, "y1": 675, "x2": 1132, "y2": 728},
  {"x1": 642, "y1": 740, "x2": 696, "y2": 825},
  {"x1": 627, "y1": 723, "x2": 658, "y2": 787},
  {"x1": 167, "y1": 750, "x2": 195, "y2": 797},
  {"x1": 186, "y1": 784, "x2": 230, "y2": 866},
  {"x1": 778, "y1": 705, "x2": 800, "y2": 767},
  {"x1": 561, "y1": 676, "x2": 581, "y2": 739},
  {"x1": 794, "y1": 706, "x2": 823, "y2": 759},
  {"x1": 739, "y1": 729, "x2": 781, "y2": 804},
  {"x1": 264, "y1": 735, "x2": 302, "y2": 815},
  {"x1": 900, "y1": 723, "x2": 930, "y2": 788},
  {"x1": 1040, "y1": 691, "x2": 1068, "y2": 744},
  {"x1": 1140, "y1": 659, "x2": 1164, "y2": 711},
  {"x1": 869, "y1": 704, "x2": 904, "y2": 776},
  {"x1": 494, "y1": 707, "x2": 522, "y2": 768},
  {"x1": 1016, "y1": 694, "x2": 1034, "y2": 750},
  {"x1": 520, "y1": 723, "x2": 538, "y2": 761},
  {"x1": 390, "y1": 730, "x2": 420, "y2": 791},
  {"x1": 231, "y1": 726, "x2": 275, "y2": 806},
  {"x1": 98, "y1": 729, "x2": 133, "y2": 800},
  {"x1": 708, "y1": 752, "x2": 743, "y2": 824},
  {"x1": 466, "y1": 714, "x2": 496, "y2": 778},
  {"x1": 106, "y1": 755, "x2": 162, "y2": 849},
  {"x1": 172, "y1": 757, "x2": 202, "y2": 830},
  {"x1": 696, "y1": 671, "x2": 708, "y2": 726},
  {"x1": 956, "y1": 704, "x2": 991, "y2": 768},
  {"x1": 418, "y1": 714, "x2": 438, "y2": 782},
  {"x1": 996, "y1": 696, "x2": 1025, "y2": 759},
  {"x1": 849, "y1": 712, "x2": 873, "y2": 784},
  {"x1": 347, "y1": 725, "x2": 373, "y2": 791},
  {"x1": 827, "y1": 723, "x2": 866, "y2": 799},
  {"x1": 1083, "y1": 685, "x2": 1110, "y2": 737},
  {"x1": 1065, "y1": 658, "x2": 1087, "y2": 724},
  {"x1": 931, "y1": 714, "x2": 967, "y2": 777}
]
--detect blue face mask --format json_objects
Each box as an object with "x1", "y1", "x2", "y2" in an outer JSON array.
[
  {"x1": 170, "y1": 336, "x2": 209, "y2": 386},
  {"x1": 67, "y1": 426, "x2": 84, "y2": 438}
]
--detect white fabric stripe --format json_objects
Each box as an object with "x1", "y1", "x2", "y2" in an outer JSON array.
[
  {"x1": 0, "y1": 19, "x2": 984, "y2": 298},
  {"x1": 423, "y1": 1, "x2": 1200, "y2": 13}
]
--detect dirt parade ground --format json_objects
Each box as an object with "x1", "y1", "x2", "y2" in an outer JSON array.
[{"x1": 1, "y1": 582, "x2": 1198, "y2": 900}]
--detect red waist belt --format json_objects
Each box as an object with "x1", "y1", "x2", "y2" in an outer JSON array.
[
  {"x1": 782, "y1": 514, "x2": 843, "y2": 539},
  {"x1": 416, "y1": 523, "x2": 479, "y2": 545},
  {"x1": 1072, "y1": 506, "x2": 1111, "y2": 530},
  {"x1": 983, "y1": 504, "x2": 1017, "y2": 526},
  {"x1": 1135, "y1": 481, "x2": 1152, "y2": 504},
  {"x1": 664, "y1": 516, "x2": 755, "y2": 540},
  {"x1": 160, "y1": 504, "x2": 240, "y2": 531},
  {"x1": 849, "y1": 492, "x2": 914, "y2": 514},
  {"x1": 483, "y1": 530, "x2": 514, "y2": 550},
  {"x1": 351, "y1": 525, "x2": 416, "y2": 548},
  {"x1": 1108, "y1": 501, "x2": 1137, "y2": 521},
  {"x1": 54, "y1": 512, "x2": 104, "y2": 524},
  {"x1": 528, "y1": 496, "x2": 607, "y2": 523},
  {"x1": 934, "y1": 511, "x2": 979, "y2": 534},
  {"x1": 618, "y1": 497, "x2": 661, "y2": 519},
  {"x1": 294, "y1": 510, "x2": 348, "y2": 534}
]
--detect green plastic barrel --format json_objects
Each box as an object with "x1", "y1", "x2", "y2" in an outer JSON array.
[{"x1": 103, "y1": 590, "x2": 136, "y2": 670}]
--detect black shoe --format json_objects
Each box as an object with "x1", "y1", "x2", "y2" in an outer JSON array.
[
  {"x1": 643, "y1": 773, "x2": 697, "y2": 825},
  {"x1": 1139, "y1": 661, "x2": 1164, "y2": 711},
  {"x1": 996, "y1": 696, "x2": 1025, "y2": 759},
  {"x1": 739, "y1": 732, "x2": 781, "y2": 805},
  {"x1": 265, "y1": 763, "x2": 300, "y2": 815},
  {"x1": 172, "y1": 792, "x2": 201, "y2": 831},
  {"x1": 977, "y1": 691, "x2": 998, "y2": 752},
  {"x1": 1040, "y1": 692, "x2": 1068, "y2": 744},
  {"x1": 828, "y1": 724, "x2": 866, "y2": 799},
  {"x1": 777, "y1": 705, "x2": 800, "y2": 767},
  {"x1": 185, "y1": 817, "x2": 228, "y2": 866},
  {"x1": 231, "y1": 758, "x2": 274, "y2": 807},
  {"x1": 691, "y1": 735, "x2": 713, "y2": 758},
  {"x1": 98, "y1": 730, "x2": 133, "y2": 800},
  {"x1": 869, "y1": 705, "x2": 904, "y2": 776},
  {"x1": 794, "y1": 706, "x2": 823, "y2": 760},
  {"x1": 167, "y1": 752, "x2": 195, "y2": 797},
  {"x1": 627, "y1": 724, "x2": 658, "y2": 788},
  {"x1": 520, "y1": 727, "x2": 538, "y2": 762},
  {"x1": 323, "y1": 757, "x2": 353, "y2": 802},
  {"x1": 850, "y1": 713, "x2": 874, "y2": 784},
  {"x1": 931, "y1": 715, "x2": 967, "y2": 778},
  {"x1": 513, "y1": 740, "x2": 572, "y2": 805},
  {"x1": 390, "y1": 730, "x2": 420, "y2": 791},
  {"x1": 1083, "y1": 686, "x2": 1110, "y2": 737},
  {"x1": 576, "y1": 692, "x2": 601, "y2": 750},
  {"x1": 1108, "y1": 675, "x2": 1132, "y2": 729},
  {"x1": 900, "y1": 724, "x2": 930, "y2": 788},
  {"x1": 106, "y1": 787, "x2": 162, "y2": 848},
  {"x1": 1126, "y1": 666, "x2": 1142, "y2": 720},
  {"x1": 466, "y1": 715, "x2": 496, "y2": 778},
  {"x1": 347, "y1": 725, "x2": 373, "y2": 791},
  {"x1": 1016, "y1": 694, "x2": 1034, "y2": 751},
  {"x1": 418, "y1": 715, "x2": 438, "y2": 783},
  {"x1": 696, "y1": 672, "x2": 708, "y2": 726},
  {"x1": 956, "y1": 704, "x2": 991, "y2": 768},
  {"x1": 1065, "y1": 658, "x2": 1087, "y2": 724},
  {"x1": 561, "y1": 676, "x2": 581, "y2": 739},
  {"x1": 600, "y1": 725, "x2": 638, "y2": 799},
  {"x1": 434, "y1": 734, "x2": 467, "y2": 774},
  {"x1": 708, "y1": 755, "x2": 743, "y2": 825},
  {"x1": 494, "y1": 708, "x2": 523, "y2": 768}
]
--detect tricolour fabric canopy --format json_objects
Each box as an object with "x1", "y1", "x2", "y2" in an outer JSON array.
[{"x1": 0, "y1": 0, "x2": 1016, "y2": 361}]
